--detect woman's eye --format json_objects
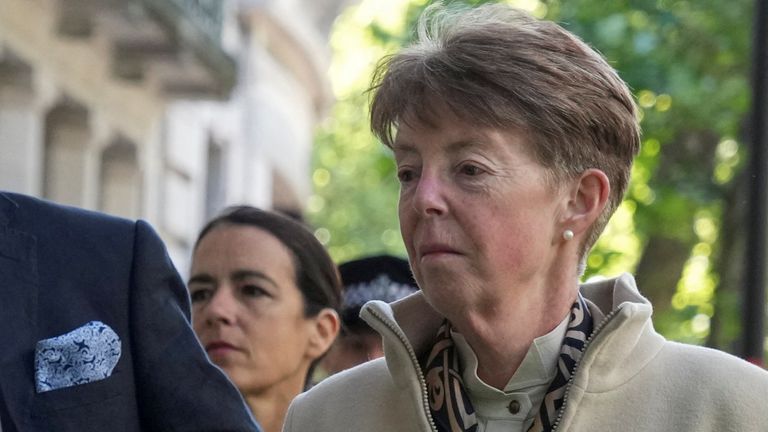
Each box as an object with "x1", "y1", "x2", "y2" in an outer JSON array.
[
  {"x1": 397, "y1": 168, "x2": 416, "y2": 183},
  {"x1": 241, "y1": 284, "x2": 268, "y2": 298},
  {"x1": 190, "y1": 288, "x2": 212, "y2": 303},
  {"x1": 459, "y1": 164, "x2": 484, "y2": 176}
]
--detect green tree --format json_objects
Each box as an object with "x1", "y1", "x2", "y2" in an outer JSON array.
[
  {"x1": 307, "y1": 0, "x2": 413, "y2": 263},
  {"x1": 547, "y1": 0, "x2": 751, "y2": 347}
]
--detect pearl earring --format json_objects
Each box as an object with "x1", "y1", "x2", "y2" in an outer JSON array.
[{"x1": 563, "y1": 229, "x2": 574, "y2": 241}]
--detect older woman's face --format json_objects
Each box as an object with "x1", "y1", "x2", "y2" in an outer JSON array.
[
  {"x1": 394, "y1": 113, "x2": 569, "y2": 316},
  {"x1": 188, "y1": 225, "x2": 317, "y2": 398}
]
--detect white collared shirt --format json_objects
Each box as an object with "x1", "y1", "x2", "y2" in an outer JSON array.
[{"x1": 451, "y1": 313, "x2": 570, "y2": 432}]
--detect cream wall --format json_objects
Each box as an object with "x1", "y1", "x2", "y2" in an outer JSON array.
[{"x1": 0, "y1": 0, "x2": 353, "y2": 275}]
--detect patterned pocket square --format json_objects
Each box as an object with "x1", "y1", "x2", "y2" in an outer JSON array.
[{"x1": 35, "y1": 321, "x2": 121, "y2": 393}]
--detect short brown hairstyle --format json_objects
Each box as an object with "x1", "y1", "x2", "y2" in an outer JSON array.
[{"x1": 370, "y1": 3, "x2": 640, "y2": 262}]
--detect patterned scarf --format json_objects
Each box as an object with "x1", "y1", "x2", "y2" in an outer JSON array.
[{"x1": 423, "y1": 294, "x2": 593, "y2": 432}]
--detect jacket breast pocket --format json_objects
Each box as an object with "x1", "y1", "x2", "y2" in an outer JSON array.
[
  {"x1": 30, "y1": 369, "x2": 125, "y2": 415},
  {"x1": 27, "y1": 373, "x2": 139, "y2": 432}
]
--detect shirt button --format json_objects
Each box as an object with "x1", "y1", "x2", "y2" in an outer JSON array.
[{"x1": 508, "y1": 400, "x2": 521, "y2": 415}]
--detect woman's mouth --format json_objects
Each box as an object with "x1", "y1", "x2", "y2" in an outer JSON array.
[
  {"x1": 205, "y1": 341, "x2": 240, "y2": 357},
  {"x1": 419, "y1": 244, "x2": 460, "y2": 260}
]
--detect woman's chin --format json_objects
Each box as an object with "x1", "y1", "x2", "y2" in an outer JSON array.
[{"x1": 420, "y1": 278, "x2": 475, "y2": 312}]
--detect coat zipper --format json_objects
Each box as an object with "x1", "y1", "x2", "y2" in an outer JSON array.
[
  {"x1": 367, "y1": 307, "x2": 439, "y2": 432},
  {"x1": 550, "y1": 308, "x2": 621, "y2": 431}
]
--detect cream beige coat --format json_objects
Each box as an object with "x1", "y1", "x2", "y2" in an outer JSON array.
[{"x1": 284, "y1": 274, "x2": 768, "y2": 432}]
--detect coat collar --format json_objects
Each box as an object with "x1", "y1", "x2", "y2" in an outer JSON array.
[
  {"x1": 362, "y1": 291, "x2": 443, "y2": 363},
  {"x1": 361, "y1": 273, "x2": 664, "y2": 393},
  {"x1": 576, "y1": 274, "x2": 665, "y2": 393},
  {"x1": 362, "y1": 273, "x2": 652, "y2": 360}
]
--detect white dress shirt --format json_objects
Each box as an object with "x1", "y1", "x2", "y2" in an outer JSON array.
[{"x1": 451, "y1": 313, "x2": 569, "y2": 432}]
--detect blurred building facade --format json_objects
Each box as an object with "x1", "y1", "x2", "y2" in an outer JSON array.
[{"x1": 0, "y1": 0, "x2": 352, "y2": 272}]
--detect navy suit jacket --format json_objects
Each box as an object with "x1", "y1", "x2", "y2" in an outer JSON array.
[{"x1": 0, "y1": 192, "x2": 261, "y2": 431}]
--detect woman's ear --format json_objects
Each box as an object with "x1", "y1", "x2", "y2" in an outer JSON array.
[
  {"x1": 306, "y1": 309, "x2": 341, "y2": 361},
  {"x1": 561, "y1": 169, "x2": 610, "y2": 236}
]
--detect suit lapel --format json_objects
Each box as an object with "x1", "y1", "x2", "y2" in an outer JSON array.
[
  {"x1": 0, "y1": 225, "x2": 38, "y2": 360},
  {"x1": 0, "y1": 193, "x2": 38, "y2": 426}
]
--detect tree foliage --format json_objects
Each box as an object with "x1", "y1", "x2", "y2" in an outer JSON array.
[{"x1": 309, "y1": 0, "x2": 756, "y2": 352}]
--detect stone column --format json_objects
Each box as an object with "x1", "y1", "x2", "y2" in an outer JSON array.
[
  {"x1": 99, "y1": 137, "x2": 141, "y2": 219},
  {"x1": 42, "y1": 101, "x2": 91, "y2": 208},
  {"x1": 0, "y1": 55, "x2": 42, "y2": 195}
]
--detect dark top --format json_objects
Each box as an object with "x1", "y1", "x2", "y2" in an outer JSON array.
[{"x1": 0, "y1": 192, "x2": 260, "y2": 431}]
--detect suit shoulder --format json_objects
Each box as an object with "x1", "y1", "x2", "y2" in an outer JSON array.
[
  {"x1": 4, "y1": 192, "x2": 134, "y2": 233},
  {"x1": 1, "y1": 193, "x2": 143, "y2": 265}
]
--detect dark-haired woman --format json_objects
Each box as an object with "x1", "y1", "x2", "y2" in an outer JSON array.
[{"x1": 187, "y1": 206, "x2": 341, "y2": 432}]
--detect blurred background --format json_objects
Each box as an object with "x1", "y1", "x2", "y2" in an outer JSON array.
[{"x1": 0, "y1": 0, "x2": 764, "y2": 359}]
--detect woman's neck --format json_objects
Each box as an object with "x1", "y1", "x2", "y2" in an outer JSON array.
[
  {"x1": 244, "y1": 377, "x2": 306, "y2": 432},
  {"x1": 450, "y1": 277, "x2": 577, "y2": 390}
]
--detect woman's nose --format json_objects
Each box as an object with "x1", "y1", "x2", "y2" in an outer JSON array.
[
  {"x1": 411, "y1": 171, "x2": 447, "y2": 216},
  {"x1": 204, "y1": 288, "x2": 237, "y2": 326}
]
